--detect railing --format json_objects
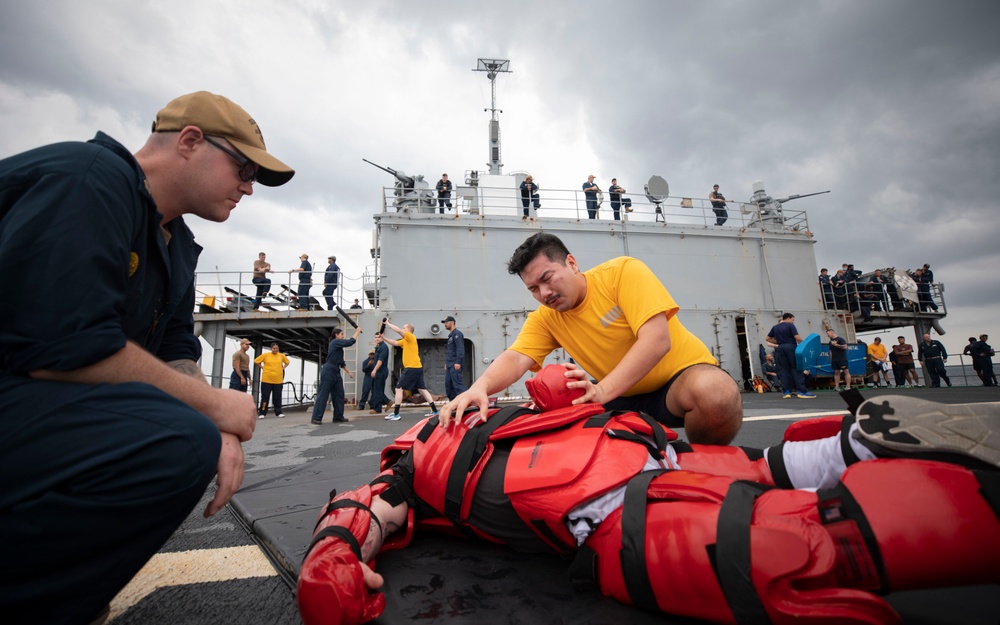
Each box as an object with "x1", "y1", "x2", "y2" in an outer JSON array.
[
  {"x1": 815, "y1": 271, "x2": 946, "y2": 318},
  {"x1": 378, "y1": 183, "x2": 811, "y2": 232},
  {"x1": 194, "y1": 269, "x2": 371, "y2": 317}
]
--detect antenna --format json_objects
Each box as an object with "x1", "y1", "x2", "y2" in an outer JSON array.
[{"x1": 473, "y1": 58, "x2": 511, "y2": 175}]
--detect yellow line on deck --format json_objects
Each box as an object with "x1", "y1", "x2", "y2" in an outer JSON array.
[{"x1": 109, "y1": 545, "x2": 277, "y2": 621}]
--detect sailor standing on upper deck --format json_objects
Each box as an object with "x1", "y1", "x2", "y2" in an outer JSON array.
[{"x1": 709, "y1": 184, "x2": 728, "y2": 226}]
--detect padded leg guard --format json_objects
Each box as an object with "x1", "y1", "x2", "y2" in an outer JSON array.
[
  {"x1": 583, "y1": 470, "x2": 899, "y2": 625},
  {"x1": 582, "y1": 461, "x2": 1000, "y2": 625},
  {"x1": 830, "y1": 459, "x2": 1000, "y2": 592},
  {"x1": 297, "y1": 470, "x2": 413, "y2": 625}
]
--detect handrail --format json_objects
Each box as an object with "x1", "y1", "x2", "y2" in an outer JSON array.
[{"x1": 377, "y1": 183, "x2": 811, "y2": 232}]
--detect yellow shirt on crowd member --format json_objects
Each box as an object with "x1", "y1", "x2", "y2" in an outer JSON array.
[
  {"x1": 399, "y1": 331, "x2": 422, "y2": 369},
  {"x1": 254, "y1": 351, "x2": 289, "y2": 384},
  {"x1": 868, "y1": 342, "x2": 888, "y2": 362},
  {"x1": 510, "y1": 256, "x2": 717, "y2": 395}
]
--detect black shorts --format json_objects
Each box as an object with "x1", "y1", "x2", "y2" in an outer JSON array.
[
  {"x1": 832, "y1": 361, "x2": 848, "y2": 371},
  {"x1": 601, "y1": 365, "x2": 704, "y2": 428},
  {"x1": 396, "y1": 367, "x2": 427, "y2": 392}
]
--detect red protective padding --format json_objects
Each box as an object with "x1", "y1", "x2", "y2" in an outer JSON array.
[
  {"x1": 298, "y1": 472, "x2": 413, "y2": 625},
  {"x1": 836, "y1": 459, "x2": 1000, "y2": 591},
  {"x1": 586, "y1": 469, "x2": 902, "y2": 625},
  {"x1": 676, "y1": 444, "x2": 775, "y2": 484},
  {"x1": 783, "y1": 415, "x2": 846, "y2": 442},
  {"x1": 504, "y1": 411, "x2": 661, "y2": 549},
  {"x1": 525, "y1": 363, "x2": 585, "y2": 411}
]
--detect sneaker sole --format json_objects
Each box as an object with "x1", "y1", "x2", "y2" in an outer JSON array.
[{"x1": 855, "y1": 395, "x2": 1000, "y2": 469}]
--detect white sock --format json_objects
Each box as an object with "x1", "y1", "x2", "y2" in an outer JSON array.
[{"x1": 766, "y1": 423, "x2": 877, "y2": 490}]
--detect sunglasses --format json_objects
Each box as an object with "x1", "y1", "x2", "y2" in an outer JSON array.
[{"x1": 204, "y1": 136, "x2": 257, "y2": 183}]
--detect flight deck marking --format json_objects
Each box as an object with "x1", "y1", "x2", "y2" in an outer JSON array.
[{"x1": 108, "y1": 545, "x2": 277, "y2": 620}]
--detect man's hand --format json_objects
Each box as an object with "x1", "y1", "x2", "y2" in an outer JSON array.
[
  {"x1": 205, "y1": 432, "x2": 244, "y2": 517},
  {"x1": 360, "y1": 562, "x2": 384, "y2": 590},
  {"x1": 205, "y1": 389, "x2": 257, "y2": 442},
  {"x1": 453, "y1": 363, "x2": 461, "y2": 371},
  {"x1": 438, "y1": 383, "x2": 491, "y2": 428},
  {"x1": 558, "y1": 363, "x2": 611, "y2": 406}
]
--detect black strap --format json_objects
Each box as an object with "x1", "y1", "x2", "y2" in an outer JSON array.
[
  {"x1": 765, "y1": 443, "x2": 793, "y2": 489},
  {"x1": 568, "y1": 544, "x2": 599, "y2": 592},
  {"x1": 670, "y1": 440, "x2": 694, "y2": 454},
  {"x1": 974, "y1": 470, "x2": 1000, "y2": 523},
  {"x1": 715, "y1": 481, "x2": 774, "y2": 625},
  {"x1": 312, "y1": 499, "x2": 375, "y2": 533},
  {"x1": 303, "y1": 526, "x2": 361, "y2": 562},
  {"x1": 443, "y1": 405, "x2": 536, "y2": 529},
  {"x1": 619, "y1": 469, "x2": 672, "y2": 612},
  {"x1": 816, "y1": 481, "x2": 887, "y2": 591},
  {"x1": 838, "y1": 414, "x2": 861, "y2": 466},
  {"x1": 839, "y1": 388, "x2": 866, "y2": 415}
]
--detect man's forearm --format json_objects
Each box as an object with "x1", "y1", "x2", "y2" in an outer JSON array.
[
  {"x1": 32, "y1": 341, "x2": 225, "y2": 430},
  {"x1": 471, "y1": 350, "x2": 534, "y2": 395}
]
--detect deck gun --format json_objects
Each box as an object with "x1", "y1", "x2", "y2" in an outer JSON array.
[
  {"x1": 363, "y1": 158, "x2": 436, "y2": 211},
  {"x1": 746, "y1": 180, "x2": 829, "y2": 229}
]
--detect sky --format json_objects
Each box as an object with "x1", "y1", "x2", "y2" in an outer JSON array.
[{"x1": 1, "y1": 0, "x2": 998, "y2": 358}]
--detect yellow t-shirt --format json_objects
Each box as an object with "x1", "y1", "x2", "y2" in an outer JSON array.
[
  {"x1": 510, "y1": 256, "x2": 716, "y2": 395},
  {"x1": 399, "y1": 331, "x2": 422, "y2": 369},
  {"x1": 868, "y1": 342, "x2": 888, "y2": 362},
  {"x1": 254, "y1": 351, "x2": 289, "y2": 384}
]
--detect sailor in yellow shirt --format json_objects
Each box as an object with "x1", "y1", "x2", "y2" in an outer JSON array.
[
  {"x1": 254, "y1": 342, "x2": 290, "y2": 418},
  {"x1": 866, "y1": 336, "x2": 892, "y2": 387},
  {"x1": 382, "y1": 320, "x2": 438, "y2": 421},
  {"x1": 438, "y1": 233, "x2": 742, "y2": 444}
]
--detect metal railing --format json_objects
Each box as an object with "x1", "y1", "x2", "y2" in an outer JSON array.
[
  {"x1": 194, "y1": 270, "x2": 370, "y2": 318},
  {"x1": 377, "y1": 183, "x2": 811, "y2": 232}
]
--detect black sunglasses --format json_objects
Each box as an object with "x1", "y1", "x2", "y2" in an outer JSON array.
[{"x1": 204, "y1": 136, "x2": 257, "y2": 183}]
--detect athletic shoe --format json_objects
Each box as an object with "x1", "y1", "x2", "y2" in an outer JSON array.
[
  {"x1": 310, "y1": 420, "x2": 322, "y2": 425},
  {"x1": 385, "y1": 413, "x2": 401, "y2": 421},
  {"x1": 796, "y1": 392, "x2": 817, "y2": 399},
  {"x1": 277, "y1": 413, "x2": 286, "y2": 418},
  {"x1": 782, "y1": 393, "x2": 793, "y2": 399},
  {"x1": 425, "y1": 411, "x2": 440, "y2": 418},
  {"x1": 855, "y1": 395, "x2": 999, "y2": 469},
  {"x1": 258, "y1": 414, "x2": 265, "y2": 419},
  {"x1": 332, "y1": 417, "x2": 349, "y2": 423},
  {"x1": 834, "y1": 387, "x2": 841, "y2": 392}
]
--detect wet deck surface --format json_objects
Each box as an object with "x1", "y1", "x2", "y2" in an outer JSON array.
[{"x1": 109, "y1": 386, "x2": 1000, "y2": 624}]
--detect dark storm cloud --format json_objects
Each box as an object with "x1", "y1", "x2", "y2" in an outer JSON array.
[{"x1": 1, "y1": 0, "x2": 997, "y2": 352}]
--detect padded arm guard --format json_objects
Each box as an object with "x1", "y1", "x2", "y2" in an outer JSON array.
[{"x1": 297, "y1": 470, "x2": 414, "y2": 625}]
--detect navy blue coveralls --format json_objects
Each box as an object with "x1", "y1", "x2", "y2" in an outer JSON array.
[
  {"x1": 323, "y1": 261, "x2": 339, "y2": 310},
  {"x1": 767, "y1": 321, "x2": 808, "y2": 394},
  {"x1": 445, "y1": 327, "x2": 467, "y2": 401},
  {"x1": 0, "y1": 133, "x2": 220, "y2": 623},
  {"x1": 312, "y1": 335, "x2": 356, "y2": 423},
  {"x1": 918, "y1": 339, "x2": 951, "y2": 387},
  {"x1": 371, "y1": 341, "x2": 390, "y2": 412}
]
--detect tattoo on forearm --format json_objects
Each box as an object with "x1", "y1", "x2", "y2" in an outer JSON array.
[
  {"x1": 361, "y1": 517, "x2": 383, "y2": 561},
  {"x1": 168, "y1": 360, "x2": 208, "y2": 382}
]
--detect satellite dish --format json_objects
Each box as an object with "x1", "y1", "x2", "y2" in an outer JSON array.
[
  {"x1": 644, "y1": 175, "x2": 669, "y2": 201},
  {"x1": 644, "y1": 175, "x2": 669, "y2": 222}
]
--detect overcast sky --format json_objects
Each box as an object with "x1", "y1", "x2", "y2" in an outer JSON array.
[{"x1": 2, "y1": 0, "x2": 998, "y2": 356}]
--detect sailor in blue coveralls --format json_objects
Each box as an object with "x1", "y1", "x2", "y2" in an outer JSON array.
[
  {"x1": 443, "y1": 315, "x2": 467, "y2": 401},
  {"x1": 0, "y1": 92, "x2": 293, "y2": 623}
]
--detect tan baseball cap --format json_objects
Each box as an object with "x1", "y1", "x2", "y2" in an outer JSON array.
[{"x1": 152, "y1": 91, "x2": 294, "y2": 187}]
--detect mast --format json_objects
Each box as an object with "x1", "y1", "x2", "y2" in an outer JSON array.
[{"x1": 473, "y1": 58, "x2": 511, "y2": 175}]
